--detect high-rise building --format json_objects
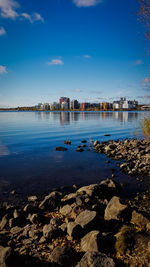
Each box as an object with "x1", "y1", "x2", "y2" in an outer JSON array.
[
  {"x1": 81, "y1": 102, "x2": 90, "y2": 110},
  {"x1": 59, "y1": 97, "x2": 70, "y2": 109},
  {"x1": 70, "y1": 99, "x2": 79, "y2": 109}
]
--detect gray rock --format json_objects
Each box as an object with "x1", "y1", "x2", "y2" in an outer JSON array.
[
  {"x1": 55, "y1": 147, "x2": 68, "y2": 151},
  {"x1": 43, "y1": 223, "x2": 59, "y2": 240},
  {"x1": 28, "y1": 195, "x2": 38, "y2": 202},
  {"x1": 49, "y1": 246, "x2": 75, "y2": 266},
  {"x1": 81, "y1": 231, "x2": 101, "y2": 252},
  {"x1": 60, "y1": 205, "x2": 72, "y2": 216},
  {"x1": 75, "y1": 210, "x2": 97, "y2": 229},
  {"x1": 0, "y1": 215, "x2": 8, "y2": 231},
  {"x1": 75, "y1": 251, "x2": 115, "y2": 267},
  {"x1": 104, "y1": 196, "x2": 127, "y2": 221},
  {"x1": 39, "y1": 191, "x2": 62, "y2": 210},
  {"x1": 67, "y1": 222, "x2": 83, "y2": 239},
  {"x1": 0, "y1": 246, "x2": 12, "y2": 267}
]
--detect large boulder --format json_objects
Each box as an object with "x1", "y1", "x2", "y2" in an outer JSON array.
[
  {"x1": 39, "y1": 191, "x2": 62, "y2": 210},
  {"x1": 0, "y1": 246, "x2": 12, "y2": 267},
  {"x1": 81, "y1": 231, "x2": 101, "y2": 252},
  {"x1": 104, "y1": 196, "x2": 127, "y2": 221},
  {"x1": 75, "y1": 251, "x2": 115, "y2": 267},
  {"x1": 49, "y1": 246, "x2": 76, "y2": 266},
  {"x1": 67, "y1": 222, "x2": 83, "y2": 239},
  {"x1": 77, "y1": 184, "x2": 99, "y2": 197},
  {"x1": 75, "y1": 210, "x2": 97, "y2": 230}
]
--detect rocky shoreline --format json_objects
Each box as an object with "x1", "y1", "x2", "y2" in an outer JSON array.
[{"x1": 0, "y1": 138, "x2": 150, "y2": 267}]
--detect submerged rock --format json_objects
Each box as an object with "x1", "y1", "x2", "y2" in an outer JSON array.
[
  {"x1": 63, "y1": 140, "x2": 71, "y2": 145},
  {"x1": 55, "y1": 147, "x2": 68, "y2": 151}
]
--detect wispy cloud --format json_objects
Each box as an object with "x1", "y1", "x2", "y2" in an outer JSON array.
[
  {"x1": 132, "y1": 59, "x2": 143, "y2": 66},
  {"x1": 90, "y1": 90, "x2": 102, "y2": 94},
  {"x1": 21, "y1": 12, "x2": 44, "y2": 23},
  {"x1": 0, "y1": 0, "x2": 44, "y2": 23},
  {"x1": 73, "y1": 88, "x2": 83, "y2": 93},
  {"x1": 0, "y1": 26, "x2": 6, "y2": 36},
  {"x1": 48, "y1": 59, "x2": 64, "y2": 66},
  {"x1": 83, "y1": 55, "x2": 91, "y2": 58},
  {"x1": 73, "y1": 0, "x2": 102, "y2": 7},
  {"x1": 0, "y1": 65, "x2": 7, "y2": 74},
  {"x1": 142, "y1": 76, "x2": 150, "y2": 89}
]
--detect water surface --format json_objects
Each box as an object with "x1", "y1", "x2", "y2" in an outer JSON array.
[{"x1": 0, "y1": 111, "x2": 150, "y2": 198}]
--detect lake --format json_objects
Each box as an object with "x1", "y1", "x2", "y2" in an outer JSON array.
[{"x1": 0, "y1": 111, "x2": 150, "y2": 198}]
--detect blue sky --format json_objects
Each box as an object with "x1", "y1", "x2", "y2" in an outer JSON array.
[{"x1": 0, "y1": 0, "x2": 149, "y2": 107}]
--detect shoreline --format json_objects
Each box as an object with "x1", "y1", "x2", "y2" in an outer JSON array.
[{"x1": 0, "y1": 137, "x2": 150, "y2": 266}]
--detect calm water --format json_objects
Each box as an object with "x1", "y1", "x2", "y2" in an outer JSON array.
[{"x1": 0, "y1": 111, "x2": 150, "y2": 198}]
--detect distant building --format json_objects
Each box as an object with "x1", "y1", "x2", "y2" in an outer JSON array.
[
  {"x1": 101, "y1": 102, "x2": 112, "y2": 110},
  {"x1": 113, "y1": 97, "x2": 138, "y2": 110},
  {"x1": 89, "y1": 103, "x2": 100, "y2": 109},
  {"x1": 61, "y1": 101, "x2": 68, "y2": 110},
  {"x1": 36, "y1": 103, "x2": 44, "y2": 110},
  {"x1": 50, "y1": 102, "x2": 59, "y2": 110},
  {"x1": 70, "y1": 99, "x2": 79, "y2": 109},
  {"x1": 81, "y1": 102, "x2": 90, "y2": 110},
  {"x1": 43, "y1": 103, "x2": 50, "y2": 110},
  {"x1": 59, "y1": 97, "x2": 70, "y2": 109}
]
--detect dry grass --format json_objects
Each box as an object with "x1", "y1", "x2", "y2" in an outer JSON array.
[{"x1": 141, "y1": 118, "x2": 150, "y2": 137}]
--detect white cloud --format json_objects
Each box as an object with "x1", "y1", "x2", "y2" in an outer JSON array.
[
  {"x1": 0, "y1": 26, "x2": 6, "y2": 36},
  {"x1": 132, "y1": 59, "x2": 143, "y2": 66},
  {"x1": 21, "y1": 12, "x2": 44, "y2": 23},
  {"x1": 83, "y1": 55, "x2": 91, "y2": 58},
  {"x1": 0, "y1": 0, "x2": 44, "y2": 23},
  {"x1": 0, "y1": 0, "x2": 19, "y2": 19},
  {"x1": 48, "y1": 59, "x2": 64, "y2": 66},
  {"x1": 0, "y1": 65, "x2": 7, "y2": 74},
  {"x1": 74, "y1": 88, "x2": 83, "y2": 92},
  {"x1": 73, "y1": 0, "x2": 102, "y2": 7}
]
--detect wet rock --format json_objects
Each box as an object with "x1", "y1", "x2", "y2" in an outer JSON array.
[
  {"x1": 49, "y1": 246, "x2": 76, "y2": 266},
  {"x1": 104, "y1": 196, "x2": 128, "y2": 221},
  {"x1": 131, "y1": 210, "x2": 149, "y2": 229},
  {"x1": 75, "y1": 210, "x2": 97, "y2": 230},
  {"x1": 60, "y1": 205, "x2": 72, "y2": 216},
  {"x1": 75, "y1": 251, "x2": 115, "y2": 267},
  {"x1": 81, "y1": 231, "x2": 101, "y2": 252},
  {"x1": 0, "y1": 246, "x2": 12, "y2": 267},
  {"x1": 104, "y1": 134, "x2": 111, "y2": 136},
  {"x1": 55, "y1": 147, "x2": 68, "y2": 151},
  {"x1": 39, "y1": 191, "x2": 62, "y2": 210},
  {"x1": 63, "y1": 140, "x2": 71, "y2": 145},
  {"x1": 81, "y1": 140, "x2": 87, "y2": 143},
  {"x1": 67, "y1": 222, "x2": 83, "y2": 239},
  {"x1": 93, "y1": 140, "x2": 100, "y2": 146},
  {"x1": 76, "y1": 147, "x2": 84, "y2": 152}
]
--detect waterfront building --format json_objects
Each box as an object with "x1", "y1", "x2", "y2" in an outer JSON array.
[
  {"x1": 59, "y1": 97, "x2": 70, "y2": 109},
  {"x1": 43, "y1": 103, "x2": 50, "y2": 110},
  {"x1": 101, "y1": 102, "x2": 112, "y2": 110},
  {"x1": 113, "y1": 97, "x2": 138, "y2": 110},
  {"x1": 81, "y1": 102, "x2": 90, "y2": 110},
  {"x1": 70, "y1": 99, "x2": 80, "y2": 109},
  {"x1": 50, "y1": 102, "x2": 59, "y2": 110},
  {"x1": 61, "y1": 101, "x2": 68, "y2": 110}
]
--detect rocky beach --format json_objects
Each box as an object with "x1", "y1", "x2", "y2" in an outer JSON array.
[{"x1": 0, "y1": 138, "x2": 150, "y2": 267}]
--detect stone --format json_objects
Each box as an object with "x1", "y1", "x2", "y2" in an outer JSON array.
[
  {"x1": 39, "y1": 191, "x2": 62, "y2": 210},
  {"x1": 10, "y1": 190, "x2": 17, "y2": 195},
  {"x1": 75, "y1": 251, "x2": 115, "y2": 267},
  {"x1": 77, "y1": 184, "x2": 99, "y2": 197},
  {"x1": 104, "y1": 196, "x2": 127, "y2": 221},
  {"x1": 23, "y1": 204, "x2": 36, "y2": 213},
  {"x1": 75, "y1": 210, "x2": 97, "y2": 229},
  {"x1": 55, "y1": 147, "x2": 68, "y2": 151},
  {"x1": 43, "y1": 223, "x2": 59, "y2": 240},
  {"x1": 0, "y1": 215, "x2": 8, "y2": 231},
  {"x1": 0, "y1": 246, "x2": 12, "y2": 267},
  {"x1": 131, "y1": 210, "x2": 149, "y2": 229},
  {"x1": 60, "y1": 205, "x2": 72, "y2": 216},
  {"x1": 61, "y1": 193, "x2": 77, "y2": 205},
  {"x1": 93, "y1": 140, "x2": 100, "y2": 146},
  {"x1": 10, "y1": 226, "x2": 22, "y2": 235},
  {"x1": 59, "y1": 223, "x2": 67, "y2": 232},
  {"x1": 81, "y1": 140, "x2": 87, "y2": 143},
  {"x1": 76, "y1": 147, "x2": 84, "y2": 152},
  {"x1": 81, "y1": 231, "x2": 101, "y2": 252},
  {"x1": 67, "y1": 222, "x2": 83, "y2": 239},
  {"x1": 49, "y1": 246, "x2": 76, "y2": 266},
  {"x1": 29, "y1": 213, "x2": 39, "y2": 224},
  {"x1": 63, "y1": 140, "x2": 71, "y2": 145},
  {"x1": 28, "y1": 195, "x2": 38, "y2": 202}
]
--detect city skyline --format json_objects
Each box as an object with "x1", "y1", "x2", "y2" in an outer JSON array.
[{"x1": 0, "y1": 0, "x2": 150, "y2": 108}]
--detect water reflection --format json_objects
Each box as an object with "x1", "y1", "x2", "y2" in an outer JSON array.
[{"x1": 34, "y1": 111, "x2": 140, "y2": 125}]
